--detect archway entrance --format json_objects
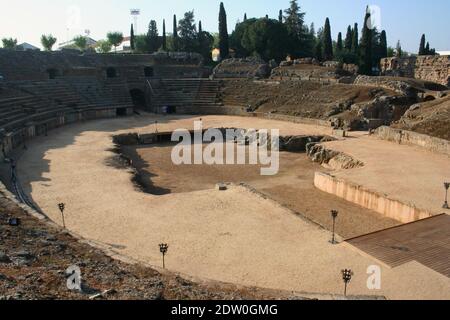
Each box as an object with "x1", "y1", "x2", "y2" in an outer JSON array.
[
  {"x1": 106, "y1": 67, "x2": 117, "y2": 78},
  {"x1": 47, "y1": 69, "x2": 59, "y2": 79},
  {"x1": 129, "y1": 89, "x2": 146, "y2": 109},
  {"x1": 144, "y1": 67, "x2": 154, "y2": 77}
]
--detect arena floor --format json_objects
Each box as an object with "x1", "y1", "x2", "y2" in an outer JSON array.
[{"x1": 13, "y1": 114, "x2": 450, "y2": 299}]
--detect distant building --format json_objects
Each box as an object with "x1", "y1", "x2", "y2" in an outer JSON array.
[
  {"x1": 58, "y1": 37, "x2": 98, "y2": 50},
  {"x1": 17, "y1": 42, "x2": 40, "y2": 51},
  {"x1": 437, "y1": 51, "x2": 450, "y2": 56},
  {"x1": 115, "y1": 36, "x2": 132, "y2": 53},
  {"x1": 212, "y1": 48, "x2": 221, "y2": 62}
]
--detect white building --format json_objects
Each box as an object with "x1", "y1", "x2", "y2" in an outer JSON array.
[
  {"x1": 17, "y1": 42, "x2": 40, "y2": 51},
  {"x1": 58, "y1": 37, "x2": 98, "y2": 50},
  {"x1": 436, "y1": 51, "x2": 450, "y2": 56}
]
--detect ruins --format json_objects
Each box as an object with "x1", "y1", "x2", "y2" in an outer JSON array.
[{"x1": 1, "y1": 49, "x2": 449, "y2": 300}]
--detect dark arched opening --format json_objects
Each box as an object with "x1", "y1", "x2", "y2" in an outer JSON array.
[
  {"x1": 106, "y1": 67, "x2": 117, "y2": 78},
  {"x1": 423, "y1": 95, "x2": 436, "y2": 102},
  {"x1": 129, "y1": 89, "x2": 146, "y2": 109},
  {"x1": 47, "y1": 69, "x2": 59, "y2": 79},
  {"x1": 144, "y1": 67, "x2": 154, "y2": 77}
]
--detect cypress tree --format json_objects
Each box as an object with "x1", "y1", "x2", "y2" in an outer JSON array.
[
  {"x1": 344, "y1": 25, "x2": 352, "y2": 50},
  {"x1": 218, "y1": 2, "x2": 229, "y2": 60},
  {"x1": 162, "y1": 19, "x2": 167, "y2": 51},
  {"x1": 380, "y1": 30, "x2": 388, "y2": 58},
  {"x1": 244, "y1": 13, "x2": 247, "y2": 21},
  {"x1": 315, "y1": 41, "x2": 323, "y2": 61},
  {"x1": 359, "y1": 8, "x2": 373, "y2": 75},
  {"x1": 265, "y1": 14, "x2": 269, "y2": 19},
  {"x1": 173, "y1": 14, "x2": 179, "y2": 51},
  {"x1": 337, "y1": 32, "x2": 343, "y2": 52},
  {"x1": 425, "y1": 42, "x2": 430, "y2": 55},
  {"x1": 351, "y1": 23, "x2": 358, "y2": 54},
  {"x1": 279, "y1": 10, "x2": 283, "y2": 23},
  {"x1": 419, "y1": 34, "x2": 426, "y2": 55},
  {"x1": 323, "y1": 18, "x2": 333, "y2": 60},
  {"x1": 130, "y1": 24, "x2": 135, "y2": 51}
]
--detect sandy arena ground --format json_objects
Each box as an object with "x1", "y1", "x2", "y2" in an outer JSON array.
[
  {"x1": 13, "y1": 114, "x2": 450, "y2": 300},
  {"x1": 123, "y1": 143, "x2": 399, "y2": 238}
]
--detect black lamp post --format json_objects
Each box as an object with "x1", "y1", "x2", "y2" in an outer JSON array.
[
  {"x1": 58, "y1": 203, "x2": 66, "y2": 228},
  {"x1": 155, "y1": 120, "x2": 158, "y2": 133},
  {"x1": 159, "y1": 243, "x2": 169, "y2": 269},
  {"x1": 341, "y1": 269, "x2": 354, "y2": 297},
  {"x1": 330, "y1": 210, "x2": 339, "y2": 244},
  {"x1": 443, "y1": 183, "x2": 450, "y2": 209}
]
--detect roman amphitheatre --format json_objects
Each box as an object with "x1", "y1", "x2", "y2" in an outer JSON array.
[{"x1": 0, "y1": 50, "x2": 449, "y2": 300}]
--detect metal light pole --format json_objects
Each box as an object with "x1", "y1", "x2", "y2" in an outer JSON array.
[
  {"x1": 443, "y1": 183, "x2": 450, "y2": 209},
  {"x1": 341, "y1": 269, "x2": 354, "y2": 297},
  {"x1": 159, "y1": 243, "x2": 169, "y2": 269},
  {"x1": 330, "y1": 210, "x2": 339, "y2": 244},
  {"x1": 58, "y1": 203, "x2": 66, "y2": 228}
]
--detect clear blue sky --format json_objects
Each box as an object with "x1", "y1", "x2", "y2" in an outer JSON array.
[{"x1": 1, "y1": 0, "x2": 449, "y2": 52}]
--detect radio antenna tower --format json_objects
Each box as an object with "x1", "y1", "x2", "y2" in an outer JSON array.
[{"x1": 130, "y1": 9, "x2": 141, "y2": 34}]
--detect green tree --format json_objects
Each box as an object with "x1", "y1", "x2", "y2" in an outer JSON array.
[
  {"x1": 198, "y1": 20, "x2": 214, "y2": 63},
  {"x1": 344, "y1": 25, "x2": 352, "y2": 50},
  {"x1": 284, "y1": 0, "x2": 305, "y2": 39},
  {"x1": 336, "y1": 32, "x2": 343, "y2": 52},
  {"x1": 135, "y1": 35, "x2": 148, "y2": 53},
  {"x1": 315, "y1": 40, "x2": 323, "y2": 61},
  {"x1": 240, "y1": 18, "x2": 290, "y2": 62},
  {"x1": 278, "y1": 10, "x2": 283, "y2": 23},
  {"x1": 379, "y1": 30, "x2": 388, "y2": 58},
  {"x1": 162, "y1": 19, "x2": 167, "y2": 51},
  {"x1": 147, "y1": 20, "x2": 159, "y2": 53},
  {"x1": 96, "y1": 40, "x2": 111, "y2": 53},
  {"x1": 323, "y1": 18, "x2": 333, "y2": 60},
  {"x1": 419, "y1": 34, "x2": 426, "y2": 55},
  {"x1": 178, "y1": 11, "x2": 197, "y2": 52},
  {"x1": 173, "y1": 14, "x2": 179, "y2": 51},
  {"x1": 219, "y1": 2, "x2": 229, "y2": 59},
  {"x1": 244, "y1": 13, "x2": 247, "y2": 21},
  {"x1": 107, "y1": 32, "x2": 123, "y2": 53},
  {"x1": 73, "y1": 35, "x2": 87, "y2": 51},
  {"x1": 351, "y1": 23, "x2": 358, "y2": 55},
  {"x1": 2, "y1": 38, "x2": 17, "y2": 50},
  {"x1": 359, "y1": 8, "x2": 373, "y2": 75},
  {"x1": 41, "y1": 34, "x2": 57, "y2": 51},
  {"x1": 130, "y1": 24, "x2": 135, "y2": 51}
]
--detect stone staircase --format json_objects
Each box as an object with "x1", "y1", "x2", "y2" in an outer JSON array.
[{"x1": 150, "y1": 79, "x2": 222, "y2": 110}]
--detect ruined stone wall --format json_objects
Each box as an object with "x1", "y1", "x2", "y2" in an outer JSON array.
[
  {"x1": 374, "y1": 126, "x2": 450, "y2": 156},
  {"x1": 212, "y1": 58, "x2": 271, "y2": 79},
  {"x1": 380, "y1": 55, "x2": 450, "y2": 87}
]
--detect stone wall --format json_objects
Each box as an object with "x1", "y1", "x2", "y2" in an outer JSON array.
[
  {"x1": 314, "y1": 172, "x2": 433, "y2": 223},
  {"x1": 212, "y1": 58, "x2": 271, "y2": 79},
  {"x1": 380, "y1": 55, "x2": 450, "y2": 87},
  {"x1": 374, "y1": 126, "x2": 450, "y2": 156},
  {"x1": 0, "y1": 50, "x2": 209, "y2": 81}
]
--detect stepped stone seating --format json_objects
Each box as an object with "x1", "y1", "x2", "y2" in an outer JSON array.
[
  {"x1": 0, "y1": 77, "x2": 133, "y2": 137},
  {"x1": 151, "y1": 79, "x2": 221, "y2": 109}
]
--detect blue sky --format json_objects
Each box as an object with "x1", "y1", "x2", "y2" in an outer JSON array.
[{"x1": 1, "y1": 0, "x2": 449, "y2": 52}]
